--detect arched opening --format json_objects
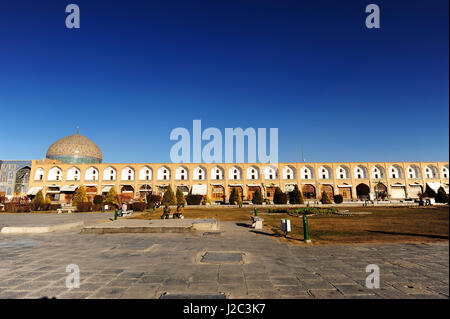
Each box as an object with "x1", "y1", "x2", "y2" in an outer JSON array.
[
  {"x1": 247, "y1": 186, "x2": 261, "y2": 201},
  {"x1": 390, "y1": 183, "x2": 406, "y2": 199},
  {"x1": 300, "y1": 166, "x2": 314, "y2": 180},
  {"x1": 374, "y1": 183, "x2": 387, "y2": 200},
  {"x1": 48, "y1": 167, "x2": 63, "y2": 181},
  {"x1": 175, "y1": 166, "x2": 189, "y2": 180},
  {"x1": 338, "y1": 184, "x2": 352, "y2": 200},
  {"x1": 302, "y1": 184, "x2": 316, "y2": 199},
  {"x1": 282, "y1": 166, "x2": 295, "y2": 180},
  {"x1": 408, "y1": 184, "x2": 422, "y2": 199},
  {"x1": 336, "y1": 166, "x2": 350, "y2": 180},
  {"x1": 228, "y1": 186, "x2": 243, "y2": 202},
  {"x1": 34, "y1": 167, "x2": 45, "y2": 181},
  {"x1": 67, "y1": 167, "x2": 81, "y2": 181},
  {"x1": 121, "y1": 167, "x2": 135, "y2": 181},
  {"x1": 193, "y1": 166, "x2": 206, "y2": 180},
  {"x1": 120, "y1": 185, "x2": 134, "y2": 201},
  {"x1": 228, "y1": 167, "x2": 242, "y2": 180},
  {"x1": 354, "y1": 166, "x2": 368, "y2": 179},
  {"x1": 211, "y1": 166, "x2": 224, "y2": 180},
  {"x1": 356, "y1": 183, "x2": 370, "y2": 200},
  {"x1": 85, "y1": 167, "x2": 99, "y2": 181},
  {"x1": 157, "y1": 167, "x2": 170, "y2": 180},
  {"x1": 320, "y1": 185, "x2": 333, "y2": 199},
  {"x1": 176, "y1": 185, "x2": 189, "y2": 196},
  {"x1": 139, "y1": 167, "x2": 152, "y2": 181},
  {"x1": 103, "y1": 167, "x2": 117, "y2": 181},
  {"x1": 246, "y1": 166, "x2": 259, "y2": 180},
  {"x1": 265, "y1": 186, "x2": 276, "y2": 201},
  {"x1": 85, "y1": 186, "x2": 97, "y2": 202},
  {"x1": 139, "y1": 184, "x2": 152, "y2": 199},
  {"x1": 14, "y1": 167, "x2": 30, "y2": 195},
  {"x1": 264, "y1": 166, "x2": 277, "y2": 180},
  {"x1": 318, "y1": 166, "x2": 332, "y2": 180},
  {"x1": 211, "y1": 185, "x2": 225, "y2": 202}
]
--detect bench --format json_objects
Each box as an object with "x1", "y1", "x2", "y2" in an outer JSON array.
[{"x1": 251, "y1": 216, "x2": 264, "y2": 229}]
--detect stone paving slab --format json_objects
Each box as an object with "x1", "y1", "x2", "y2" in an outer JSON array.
[
  {"x1": 81, "y1": 218, "x2": 218, "y2": 234},
  {"x1": 0, "y1": 214, "x2": 448, "y2": 299}
]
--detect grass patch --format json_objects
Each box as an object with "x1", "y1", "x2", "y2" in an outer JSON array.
[{"x1": 130, "y1": 205, "x2": 449, "y2": 245}]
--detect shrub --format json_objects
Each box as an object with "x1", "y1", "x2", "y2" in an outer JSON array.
[
  {"x1": 273, "y1": 187, "x2": 288, "y2": 204},
  {"x1": 289, "y1": 185, "x2": 304, "y2": 204},
  {"x1": 104, "y1": 187, "x2": 119, "y2": 207},
  {"x1": 435, "y1": 187, "x2": 449, "y2": 203},
  {"x1": 229, "y1": 188, "x2": 240, "y2": 205},
  {"x1": 5, "y1": 203, "x2": 32, "y2": 213},
  {"x1": 176, "y1": 188, "x2": 186, "y2": 206},
  {"x1": 92, "y1": 203, "x2": 103, "y2": 211},
  {"x1": 132, "y1": 202, "x2": 147, "y2": 211},
  {"x1": 333, "y1": 194, "x2": 344, "y2": 204},
  {"x1": 203, "y1": 195, "x2": 212, "y2": 205},
  {"x1": 76, "y1": 202, "x2": 93, "y2": 212},
  {"x1": 186, "y1": 194, "x2": 203, "y2": 205},
  {"x1": 424, "y1": 185, "x2": 437, "y2": 198},
  {"x1": 93, "y1": 195, "x2": 103, "y2": 205},
  {"x1": 320, "y1": 191, "x2": 333, "y2": 204},
  {"x1": 72, "y1": 186, "x2": 87, "y2": 206},
  {"x1": 162, "y1": 186, "x2": 176, "y2": 206},
  {"x1": 252, "y1": 188, "x2": 263, "y2": 205},
  {"x1": 39, "y1": 203, "x2": 50, "y2": 211},
  {"x1": 49, "y1": 204, "x2": 61, "y2": 211},
  {"x1": 146, "y1": 194, "x2": 162, "y2": 208},
  {"x1": 32, "y1": 190, "x2": 45, "y2": 208}
]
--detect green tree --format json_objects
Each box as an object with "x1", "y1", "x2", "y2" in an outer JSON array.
[
  {"x1": 229, "y1": 188, "x2": 240, "y2": 205},
  {"x1": 72, "y1": 185, "x2": 88, "y2": 206},
  {"x1": 104, "y1": 187, "x2": 119, "y2": 207},
  {"x1": 273, "y1": 187, "x2": 288, "y2": 204},
  {"x1": 176, "y1": 188, "x2": 186, "y2": 205},
  {"x1": 93, "y1": 195, "x2": 103, "y2": 204},
  {"x1": 320, "y1": 190, "x2": 333, "y2": 204},
  {"x1": 289, "y1": 185, "x2": 304, "y2": 204},
  {"x1": 299, "y1": 188, "x2": 305, "y2": 204},
  {"x1": 425, "y1": 185, "x2": 437, "y2": 198},
  {"x1": 32, "y1": 190, "x2": 45, "y2": 208},
  {"x1": 435, "y1": 187, "x2": 449, "y2": 203},
  {"x1": 252, "y1": 188, "x2": 263, "y2": 205},
  {"x1": 162, "y1": 185, "x2": 177, "y2": 206}
]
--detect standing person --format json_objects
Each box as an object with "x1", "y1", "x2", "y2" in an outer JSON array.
[{"x1": 120, "y1": 202, "x2": 127, "y2": 217}]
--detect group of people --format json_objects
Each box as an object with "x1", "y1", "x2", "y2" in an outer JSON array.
[{"x1": 161, "y1": 204, "x2": 184, "y2": 219}]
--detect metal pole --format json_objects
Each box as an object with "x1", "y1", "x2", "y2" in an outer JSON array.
[{"x1": 303, "y1": 215, "x2": 311, "y2": 243}]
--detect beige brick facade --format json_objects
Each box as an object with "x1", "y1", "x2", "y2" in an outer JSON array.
[{"x1": 27, "y1": 159, "x2": 449, "y2": 203}]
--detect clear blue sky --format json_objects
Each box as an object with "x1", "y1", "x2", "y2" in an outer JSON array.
[{"x1": 0, "y1": 0, "x2": 448, "y2": 163}]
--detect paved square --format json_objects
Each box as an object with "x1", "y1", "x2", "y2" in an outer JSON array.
[{"x1": 0, "y1": 213, "x2": 448, "y2": 299}]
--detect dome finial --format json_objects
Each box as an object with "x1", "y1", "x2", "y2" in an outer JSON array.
[{"x1": 76, "y1": 126, "x2": 79, "y2": 134}]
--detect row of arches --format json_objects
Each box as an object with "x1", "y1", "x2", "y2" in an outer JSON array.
[{"x1": 34, "y1": 164, "x2": 449, "y2": 182}]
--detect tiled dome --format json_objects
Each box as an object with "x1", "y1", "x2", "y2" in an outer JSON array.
[{"x1": 46, "y1": 133, "x2": 102, "y2": 164}]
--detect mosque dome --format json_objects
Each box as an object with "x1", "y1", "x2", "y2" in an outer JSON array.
[{"x1": 46, "y1": 132, "x2": 102, "y2": 164}]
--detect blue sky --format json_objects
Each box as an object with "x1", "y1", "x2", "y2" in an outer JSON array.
[{"x1": 0, "y1": 0, "x2": 448, "y2": 163}]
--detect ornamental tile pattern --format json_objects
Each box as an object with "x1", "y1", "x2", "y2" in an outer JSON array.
[{"x1": 46, "y1": 134, "x2": 102, "y2": 164}]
